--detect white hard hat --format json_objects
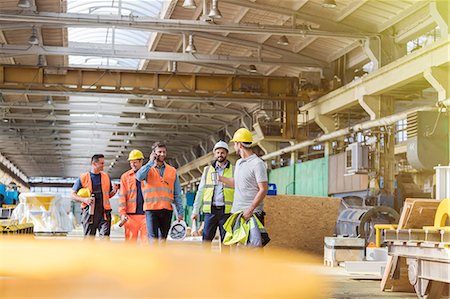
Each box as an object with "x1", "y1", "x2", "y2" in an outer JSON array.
[{"x1": 213, "y1": 141, "x2": 229, "y2": 152}]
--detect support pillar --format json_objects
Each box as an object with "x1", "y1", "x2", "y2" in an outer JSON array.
[
  {"x1": 315, "y1": 115, "x2": 336, "y2": 157},
  {"x1": 358, "y1": 95, "x2": 382, "y2": 120},
  {"x1": 424, "y1": 67, "x2": 449, "y2": 102},
  {"x1": 283, "y1": 101, "x2": 298, "y2": 139},
  {"x1": 378, "y1": 96, "x2": 395, "y2": 194},
  {"x1": 365, "y1": 31, "x2": 406, "y2": 69}
]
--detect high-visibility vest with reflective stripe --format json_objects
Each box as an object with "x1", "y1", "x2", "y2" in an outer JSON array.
[
  {"x1": 119, "y1": 169, "x2": 145, "y2": 215},
  {"x1": 79, "y1": 171, "x2": 112, "y2": 210},
  {"x1": 143, "y1": 164, "x2": 176, "y2": 211},
  {"x1": 202, "y1": 164, "x2": 234, "y2": 214}
]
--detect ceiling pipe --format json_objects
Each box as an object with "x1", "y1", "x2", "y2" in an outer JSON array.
[
  {"x1": 261, "y1": 105, "x2": 438, "y2": 161},
  {"x1": 0, "y1": 12, "x2": 375, "y2": 39}
]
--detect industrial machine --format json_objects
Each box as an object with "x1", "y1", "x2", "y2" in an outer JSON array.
[
  {"x1": 335, "y1": 196, "x2": 400, "y2": 244},
  {"x1": 345, "y1": 142, "x2": 369, "y2": 175}
]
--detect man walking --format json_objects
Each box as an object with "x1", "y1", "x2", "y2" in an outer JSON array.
[
  {"x1": 219, "y1": 128, "x2": 268, "y2": 224},
  {"x1": 72, "y1": 154, "x2": 118, "y2": 238},
  {"x1": 191, "y1": 141, "x2": 234, "y2": 243},
  {"x1": 136, "y1": 142, "x2": 184, "y2": 241},
  {"x1": 118, "y1": 149, "x2": 148, "y2": 243}
]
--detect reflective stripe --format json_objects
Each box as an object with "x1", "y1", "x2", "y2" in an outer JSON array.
[
  {"x1": 119, "y1": 203, "x2": 126, "y2": 207},
  {"x1": 204, "y1": 184, "x2": 215, "y2": 188},
  {"x1": 127, "y1": 199, "x2": 136, "y2": 203},
  {"x1": 224, "y1": 201, "x2": 233, "y2": 205},
  {"x1": 144, "y1": 197, "x2": 173, "y2": 203},
  {"x1": 143, "y1": 187, "x2": 173, "y2": 194}
]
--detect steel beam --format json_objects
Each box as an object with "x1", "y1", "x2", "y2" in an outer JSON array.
[
  {"x1": 0, "y1": 65, "x2": 300, "y2": 101},
  {"x1": 0, "y1": 113, "x2": 227, "y2": 126},
  {"x1": 0, "y1": 102, "x2": 244, "y2": 116},
  {"x1": 0, "y1": 11, "x2": 375, "y2": 39},
  {"x1": 298, "y1": 37, "x2": 450, "y2": 123},
  {"x1": 0, "y1": 43, "x2": 321, "y2": 67}
]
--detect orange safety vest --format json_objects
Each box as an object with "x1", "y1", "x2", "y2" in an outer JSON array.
[
  {"x1": 79, "y1": 172, "x2": 112, "y2": 210},
  {"x1": 119, "y1": 169, "x2": 145, "y2": 215},
  {"x1": 143, "y1": 164, "x2": 176, "y2": 211}
]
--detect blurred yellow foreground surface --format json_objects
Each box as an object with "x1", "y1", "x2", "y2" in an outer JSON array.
[{"x1": 0, "y1": 236, "x2": 329, "y2": 298}]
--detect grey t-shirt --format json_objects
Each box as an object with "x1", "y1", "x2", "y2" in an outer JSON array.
[{"x1": 231, "y1": 154, "x2": 268, "y2": 213}]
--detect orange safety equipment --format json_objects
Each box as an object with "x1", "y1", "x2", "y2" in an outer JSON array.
[
  {"x1": 128, "y1": 149, "x2": 144, "y2": 161},
  {"x1": 79, "y1": 172, "x2": 112, "y2": 210},
  {"x1": 230, "y1": 128, "x2": 253, "y2": 143},
  {"x1": 123, "y1": 214, "x2": 148, "y2": 243},
  {"x1": 118, "y1": 169, "x2": 145, "y2": 215},
  {"x1": 143, "y1": 165, "x2": 177, "y2": 211}
]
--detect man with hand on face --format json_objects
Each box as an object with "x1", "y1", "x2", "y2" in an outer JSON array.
[
  {"x1": 219, "y1": 129, "x2": 268, "y2": 224},
  {"x1": 136, "y1": 142, "x2": 184, "y2": 242},
  {"x1": 118, "y1": 149, "x2": 147, "y2": 243},
  {"x1": 71, "y1": 154, "x2": 119, "y2": 238},
  {"x1": 192, "y1": 141, "x2": 234, "y2": 244}
]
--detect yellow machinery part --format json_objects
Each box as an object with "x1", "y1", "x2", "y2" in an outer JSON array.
[{"x1": 434, "y1": 198, "x2": 450, "y2": 228}]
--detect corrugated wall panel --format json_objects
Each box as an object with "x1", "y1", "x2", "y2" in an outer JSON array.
[
  {"x1": 295, "y1": 157, "x2": 328, "y2": 196},
  {"x1": 268, "y1": 165, "x2": 295, "y2": 195}
]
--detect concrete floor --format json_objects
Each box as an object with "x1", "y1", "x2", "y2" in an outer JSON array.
[{"x1": 315, "y1": 266, "x2": 417, "y2": 298}]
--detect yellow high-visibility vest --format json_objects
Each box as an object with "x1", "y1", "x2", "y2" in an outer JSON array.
[{"x1": 201, "y1": 163, "x2": 234, "y2": 214}]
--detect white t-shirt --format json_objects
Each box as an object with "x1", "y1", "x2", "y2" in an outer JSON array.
[{"x1": 231, "y1": 154, "x2": 268, "y2": 213}]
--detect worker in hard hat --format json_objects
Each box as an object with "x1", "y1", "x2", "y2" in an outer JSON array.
[
  {"x1": 191, "y1": 140, "x2": 234, "y2": 244},
  {"x1": 219, "y1": 128, "x2": 268, "y2": 224},
  {"x1": 118, "y1": 149, "x2": 148, "y2": 243},
  {"x1": 71, "y1": 154, "x2": 119, "y2": 238},
  {"x1": 135, "y1": 141, "x2": 184, "y2": 242}
]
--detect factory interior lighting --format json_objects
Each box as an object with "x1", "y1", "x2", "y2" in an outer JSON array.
[
  {"x1": 17, "y1": 0, "x2": 32, "y2": 8},
  {"x1": 182, "y1": 0, "x2": 197, "y2": 9},
  {"x1": 185, "y1": 34, "x2": 197, "y2": 53},
  {"x1": 322, "y1": 0, "x2": 337, "y2": 8},
  {"x1": 277, "y1": 35, "x2": 289, "y2": 46},
  {"x1": 248, "y1": 64, "x2": 257, "y2": 73},
  {"x1": 208, "y1": 0, "x2": 222, "y2": 19},
  {"x1": 28, "y1": 26, "x2": 39, "y2": 45}
]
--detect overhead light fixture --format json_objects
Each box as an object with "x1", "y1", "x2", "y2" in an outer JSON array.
[
  {"x1": 208, "y1": 0, "x2": 222, "y2": 19},
  {"x1": 277, "y1": 35, "x2": 289, "y2": 46},
  {"x1": 148, "y1": 99, "x2": 155, "y2": 108},
  {"x1": 17, "y1": 0, "x2": 32, "y2": 8},
  {"x1": 322, "y1": 0, "x2": 337, "y2": 8},
  {"x1": 28, "y1": 26, "x2": 39, "y2": 45},
  {"x1": 182, "y1": 0, "x2": 197, "y2": 9},
  {"x1": 185, "y1": 34, "x2": 197, "y2": 53},
  {"x1": 248, "y1": 64, "x2": 257, "y2": 73},
  {"x1": 140, "y1": 112, "x2": 146, "y2": 119},
  {"x1": 171, "y1": 61, "x2": 177, "y2": 72}
]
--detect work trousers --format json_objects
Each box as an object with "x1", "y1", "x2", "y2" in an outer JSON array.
[
  {"x1": 145, "y1": 209, "x2": 173, "y2": 241},
  {"x1": 202, "y1": 206, "x2": 230, "y2": 242},
  {"x1": 81, "y1": 206, "x2": 111, "y2": 238},
  {"x1": 124, "y1": 214, "x2": 148, "y2": 243}
]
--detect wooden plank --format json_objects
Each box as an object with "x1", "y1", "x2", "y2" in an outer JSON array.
[{"x1": 264, "y1": 195, "x2": 341, "y2": 255}]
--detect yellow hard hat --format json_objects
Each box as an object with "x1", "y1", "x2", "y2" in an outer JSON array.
[
  {"x1": 77, "y1": 188, "x2": 91, "y2": 198},
  {"x1": 128, "y1": 149, "x2": 144, "y2": 161},
  {"x1": 231, "y1": 128, "x2": 253, "y2": 143}
]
